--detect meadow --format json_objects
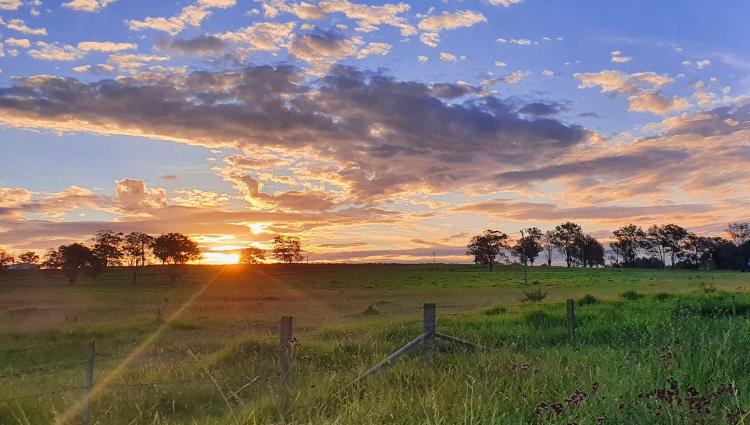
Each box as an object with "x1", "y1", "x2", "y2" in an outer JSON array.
[{"x1": 0, "y1": 264, "x2": 749, "y2": 424}]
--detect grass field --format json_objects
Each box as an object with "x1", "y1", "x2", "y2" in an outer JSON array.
[{"x1": 1, "y1": 264, "x2": 749, "y2": 424}]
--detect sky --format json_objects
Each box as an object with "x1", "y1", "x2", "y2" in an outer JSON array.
[{"x1": 0, "y1": 0, "x2": 749, "y2": 264}]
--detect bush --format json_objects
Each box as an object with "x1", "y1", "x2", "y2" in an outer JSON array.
[
  {"x1": 361, "y1": 304, "x2": 379, "y2": 316},
  {"x1": 521, "y1": 288, "x2": 547, "y2": 303},
  {"x1": 621, "y1": 290, "x2": 645, "y2": 300},
  {"x1": 653, "y1": 292, "x2": 672, "y2": 301},
  {"x1": 482, "y1": 306, "x2": 507, "y2": 315},
  {"x1": 523, "y1": 310, "x2": 558, "y2": 328},
  {"x1": 578, "y1": 294, "x2": 598, "y2": 306}
]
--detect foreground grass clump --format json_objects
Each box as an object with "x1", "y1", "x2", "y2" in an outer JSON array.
[{"x1": 0, "y1": 265, "x2": 748, "y2": 424}]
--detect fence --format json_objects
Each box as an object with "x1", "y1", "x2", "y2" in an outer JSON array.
[{"x1": 0, "y1": 297, "x2": 744, "y2": 422}]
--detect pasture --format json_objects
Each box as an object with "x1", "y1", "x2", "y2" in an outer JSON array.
[{"x1": 0, "y1": 264, "x2": 749, "y2": 424}]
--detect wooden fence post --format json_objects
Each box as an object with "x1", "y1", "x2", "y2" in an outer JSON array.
[
  {"x1": 83, "y1": 339, "x2": 95, "y2": 425},
  {"x1": 423, "y1": 303, "x2": 436, "y2": 362},
  {"x1": 566, "y1": 299, "x2": 576, "y2": 348},
  {"x1": 279, "y1": 316, "x2": 293, "y2": 379}
]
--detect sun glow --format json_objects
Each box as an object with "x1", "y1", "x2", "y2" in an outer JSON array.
[{"x1": 201, "y1": 251, "x2": 240, "y2": 265}]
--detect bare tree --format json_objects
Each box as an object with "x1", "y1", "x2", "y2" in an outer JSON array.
[
  {"x1": 124, "y1": 232, "x2": 154, "y2": 283},
  {"x1": 542, "y1": 231, "x2": 554, "y2": 266},
  {"x1": 727, "y1": 222, "x2": 750, "y2": 246}
]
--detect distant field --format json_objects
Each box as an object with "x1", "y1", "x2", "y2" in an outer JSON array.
[{"x1": 1, "y1": 265, "x2": 749, "y2": 424}]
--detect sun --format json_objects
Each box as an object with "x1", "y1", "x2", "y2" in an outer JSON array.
[
  {"x1": 249, "y1": 223, "x2": 265, "y2": 234},
  {"x1": 201, "y1": 252, "x2": 240, "y2": 265}
]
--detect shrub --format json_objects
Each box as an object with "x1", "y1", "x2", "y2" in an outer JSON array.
[
  {"x1": 578, "y1": 294, "x2": 598, "y2": 306},
  {"x1": 521, "y1": 288, "x2": 547, "y2": 303},
  {"x1": 482, "y1": 306, "x2": 507, "y2": 315},
  {"x1": 361, "y1": 304, "x2": 379, "y2": 316},
  {"x1": 653, "y1": 292, "x2": 672, "y2": 301},
  {"x1": 621, "y1": 290, "x2": 645, "y2": 300}
]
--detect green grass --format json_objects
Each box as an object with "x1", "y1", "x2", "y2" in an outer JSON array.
[{"x1": 0, "y1": 264, "x2": 748, "y2": 424}]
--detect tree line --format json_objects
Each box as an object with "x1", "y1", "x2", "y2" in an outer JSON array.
[
  {"x1": 467, "y1": 222, "x2": 750, "y2": 271},
  {"x1": 0, "y1": 231, "x2": 305, "y2": 284}
]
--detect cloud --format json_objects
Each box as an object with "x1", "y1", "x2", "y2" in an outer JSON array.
[
  {"x1": 62, "y1": 0, "x2": 116, "y2": 12},
  {"x1": 439, "y1": 51, "x2": 457, "y2": 62},
  {"x1": 627, "y1": 90, "x2": 690, "y2": 114},
  {"x1": 0, "y1": 65, "x2": 588, "y2": 202},
  {"x1": 487, "y1": 0, "x2": 523, "y2": 6},
  {"x1": 574, "y1": 70, "x2": 687, "y2": 115},
  {"x1": 356, "y1": 42, "x2": 391, "y2": 59},
  {"x1": 72, "y1": 63, "x2": 115, "y2": 73},
  {"x1": 4, "y1": 37, "x2": 30, "y2": 48},
  {"x1": 156, "y1": 35, "x2": 229, "y2": 56},
  {"x1": 262, "y1": 0, "x2": 415, "y2": 36},
  {"x1": 107, "y1": 53, "x2": 170, "y2": 71},
  {"x1": 417, "y1": 10, "x2": 486, "y2": 47},
  {"x1": 0, "y1": 18, "x2": 47, "y2": 36},
  {"x1": 611, "y1": 51, "x2": 632, "y2": 63},
  {"x1": 127, "y1": 0, "x2": 235, "y2": 35},
  {"x1": 288, "y1": 30, "x2": 362, "y2": 72},
  {"x1": 219, "y1": 22, "x2": 296, "y2": 52},
  {"x1": 115, "y1": 178, "x2": 167, "y2": 212},
  {"x1": 28, "y1": 42, "x2": 86, "y2": 61},
  {"x1": 0, "y1": 0, "x2": 21, "y2": 11},
  {"x1": 77, "y1": 41, "x2": 137, "y2": 52}
]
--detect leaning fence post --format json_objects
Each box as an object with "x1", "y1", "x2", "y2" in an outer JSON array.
[
  {"x1": 566, "y1": 299, "x2": 576, "y2": 348},
  {"x1": 83, "y1": 339, "x2": 95, "y2": 425},
  {"x1": 279, "y1": 316, "x2": 293, "y2": 379},
  {"x1": 423, "y1": 303, "x2": 436, "y2": 362}
]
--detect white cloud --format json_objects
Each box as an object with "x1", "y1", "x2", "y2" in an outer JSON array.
[
  {"x1": 418, "y1": 55, "x2": 428, "y2": 62},
  {"x1": 627, "y1": 90, "x2": 690, "y2": 114},
  {"x1": 501, "y1": 70, "x2": 528, "y2": 84},
  {"x1": 487, "y1": 0, "x2": 523, "y2": 6},
  {"x1": 62, "y1": 0, "x2": 116, "y2": 12},
  {"x1": 28, "y1": 42, "x2": 85, "y2": 61},
  {"x1": 696, "y1": 59, "x2": 711, "y2": 69},
  {"x1": 77, "y1": 41, "x2": 137, "y2": 52},
  {"x1": 611, "y1": 51, "x2": 632, "y2": 63},
  {"x1": 127, "y1": 0, "x2": 235, "y2": 35},
  {"x1": 0, "y1": 18, "x2": 48, "y2": 36},
  {"x1": 219, "y1": 21, "x2": 295, "y2": 52},
  {"x1": 439, "y1": 51, "x2": 457, "y2": 62},
  {"x1": 0, "y1": 0, "x2": 22, "y2": 11},
  {"x1": 495, "y1": 60, "x2": 507, "y2": 67},
  {"x1": 5, "y1": 38, "x2": 30, "y2": 48},
  {"x1": 417, "y1": 10, "x2": 485, "y2": 47},
  {"x1": 542, "y1": 69, "x2": 554, "y2": 77},
  {"x1": 356, "y1": 42, "x2": 391, "y2": 59}
]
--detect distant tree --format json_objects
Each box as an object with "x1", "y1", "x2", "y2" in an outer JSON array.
[
  {"x1": 46, "y1": 243, "x2": 103, "y2": 285},
  {"x1": 542, "y1": 231, "x2": 555, "y2": 266},
  {"x1": 646, "y1": 224, "x2": 688, "y2": 269},
  {"x1": 611, "y1": 224, "x2": 646, "y2": 267},
  {"x1": 0, "y1": 249, "x2": 12, "y2": 269},
  {"x1": 551, "y1": 222, "x2": 584, "y2": 267},
  {"x1": 92, "y1": 229, "x2": 124, "y2": 267},
  {"x1": 151, "y1": 233, "x2": 201, "y2": 283},
  {"x1": 18, "y1": 251, "x2": 40, "y2": 265},
  {"x1": 727, "y1": 222, "x2": 750, "y2": 246},
  {"x1": 467, "y1": 230, "x2": 510, "y2": 271},
  {"x1": 123, "y1": 232, "x2": 154, "y2": 283},
  {"x1": 239, "y1": 246, "x2": 265, "y2": 264},
  {"x1": 578, "y1": 235, "x2": 605, "y2": 268},
  {"x1": 511, "y1": 227, "x2": 543, "y2": 266},
  {"x1": 272, "y1": 235, "x2": 304, "y2": 264}
]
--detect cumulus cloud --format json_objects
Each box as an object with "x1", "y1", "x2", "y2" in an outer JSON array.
[
  {"x1": 0, "y1": 0, "x2": 21, "y2": 10},
  {"x1": 5, "y1": 38, "x2": 31, "y2": 48},
  {"x1": 355, "y1": 42, "x2": 391, "y2": 59},
  {"x1": 574, "y1": 70, "x2": 688, "y2": 115},
  {"x1": 261, "y1": 0, "x2": 415, "y2": 36},
  {"x1": 156, "y1": 35, "x2": 229, "y2": 56},
  {"x1": 0, "y1": 65, "x2": 588, "y2": 202},
  {"x1": 0, "y1": 18, "x2": 47, "y2": 36},
  {"x1": 28, "y1": 42, "x2": 86, "y2": 61},
  {"x1": 417, "y1": 10, "x2": 485, "y2": 47},
  {"x1": 288, "y1": 30, "x2": 362, "y2": 72},
  {"x1": 62, "y1": 0, "x2": 116, "y2": 12},
  {"x1": 218, "y1": 21, "x2": 296, "y2": 52},
  {"x1": 487, "y1": 0, "x2": 523, "y2": 6},
  {"x1": 115, "y1": 178, "x2": 167, "y2": 212},
  {"x1": 127, "y1": 0, "x2": 235, "y2": 35},
  {"x1": 77, "y1": 41, "x2": 137, "y2": 52}
]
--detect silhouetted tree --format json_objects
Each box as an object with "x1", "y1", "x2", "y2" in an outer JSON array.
[
  {"x1": 646, "y1": 224, "x2": 688, "y2": 269},
  {"x1": 542, "y1": 230, "x2": 554, "y2": 266},
  {"x1": 578, "y1": 235, "x2": 605, "y2": 268},
  {"x1": 611, "y1": 224, "x2": 646, "y2": 267},
  {"x1": 552, "y1": 222, "x2": 584, "y2": 267},
  {"x1": 92, "y1": 229, "x2": 124, "y2": 267},
  {"x1": 511, "y1": 227, "x2": 543, "y2": 266},
  {"x1": 239, "y1": 246, "x2": 265, "y2": 264},
  {"x1": 272, "y1": 235, "x2": 303, "y2": 264},
  {"x1": 123, "y1": 232, "x2": 154, "y2": 283},
  {"x1": 45, "y1": 244, "x2": 103, "y2": 285},
  {"x1": 727, "y1": 222, "x2": 750, "y2": 246},
  {"x1": 0, "y1": 249, "x2": 12, "y2": 269},
  {"x1": 467, "y1": 230, "x2": 510, "y2": 271},
  {"x1": 18, "y1": 251, "x2": 39, "y2": 265},
  {"x1": 151, "y1": 233, "x2": 201, "y2": 283}
]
